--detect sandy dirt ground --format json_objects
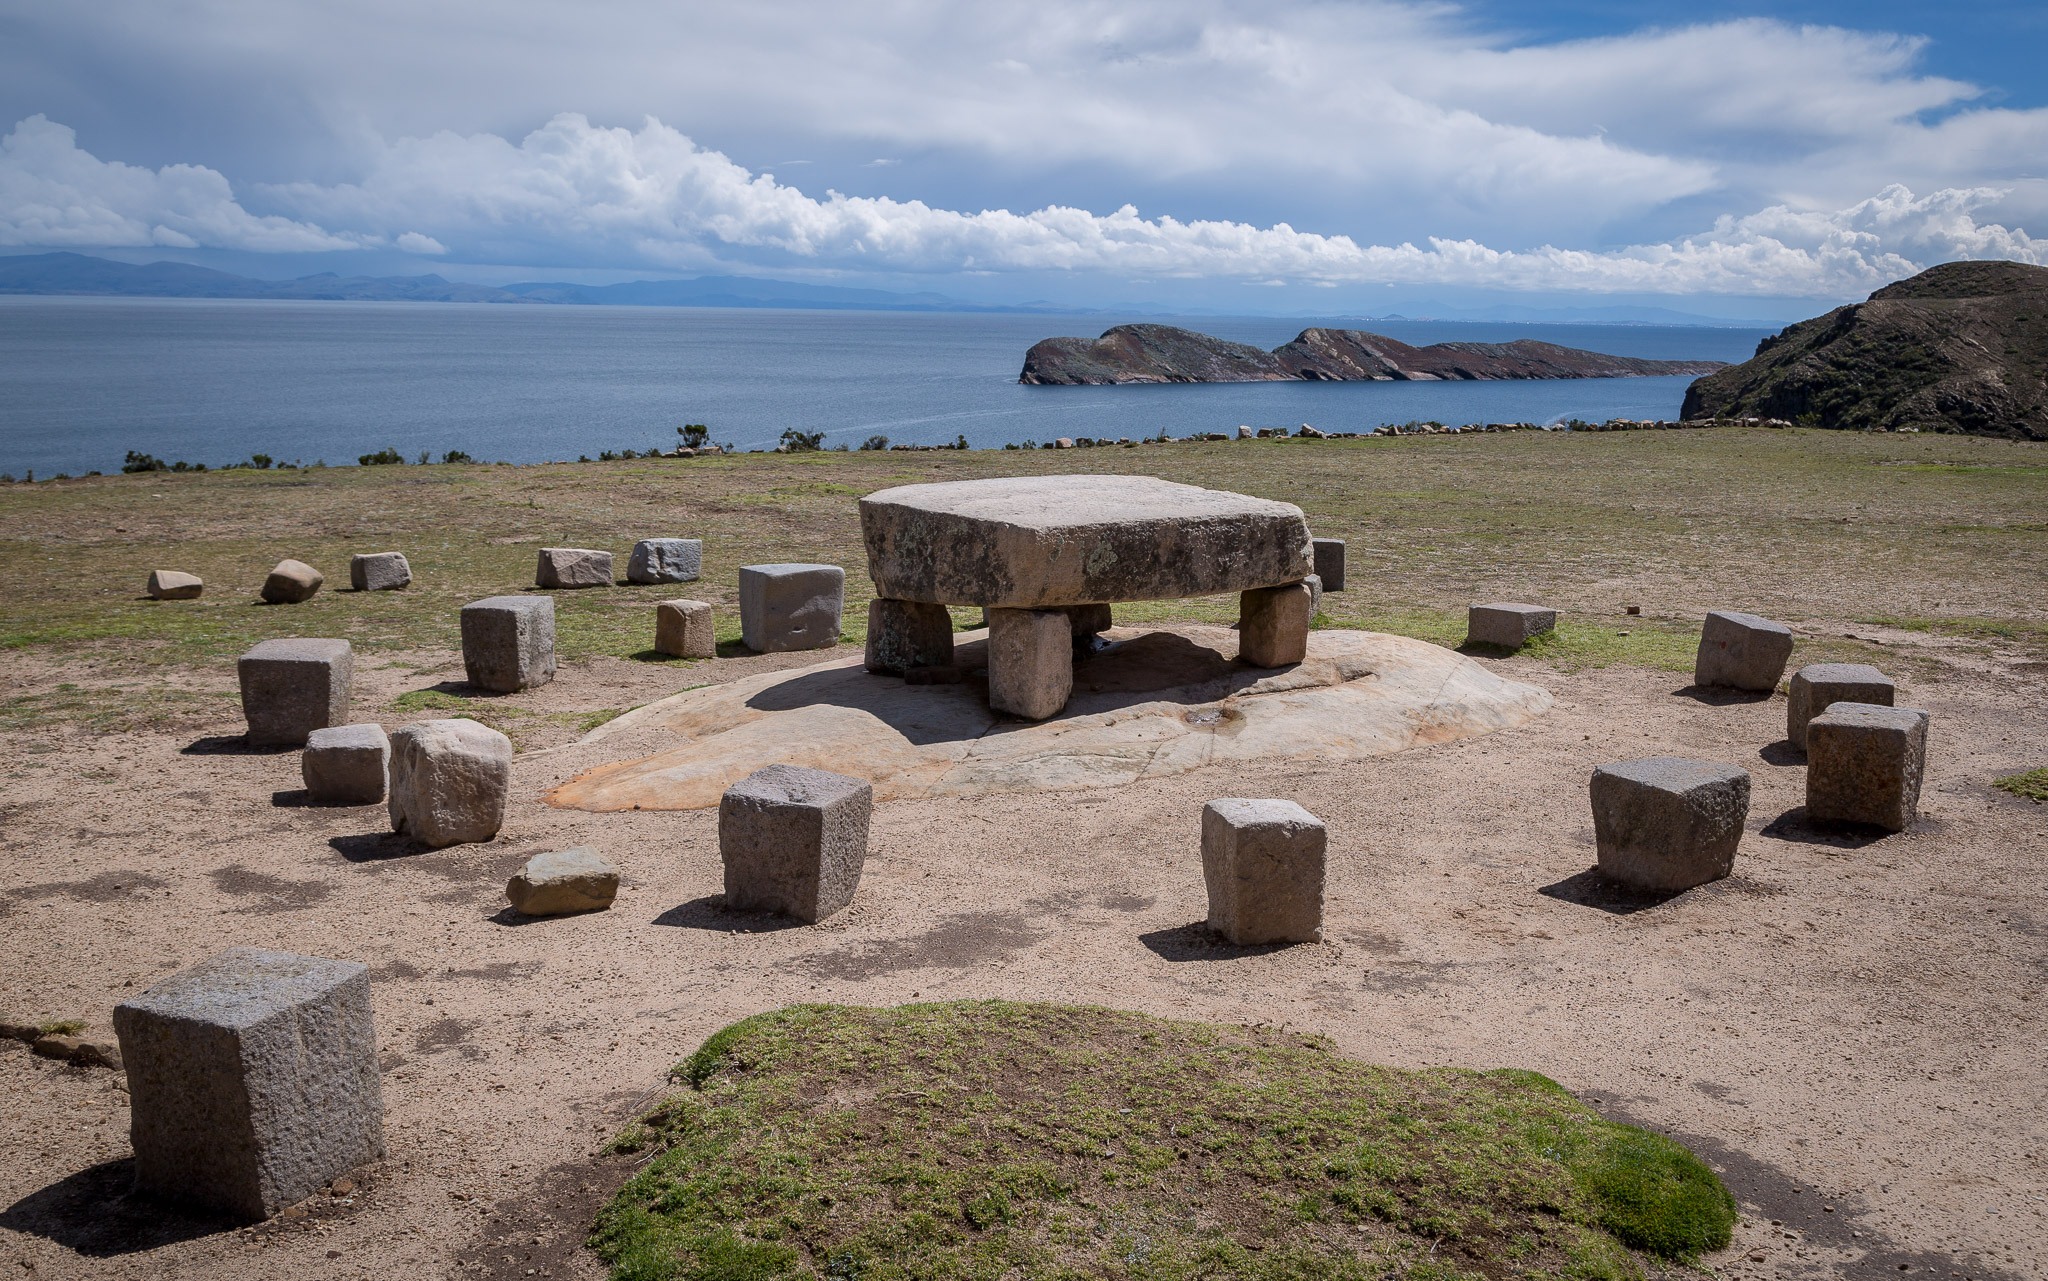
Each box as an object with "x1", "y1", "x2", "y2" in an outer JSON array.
[{"x1": 1, "y1": 634, "x2": 2044, "y2": 1281}]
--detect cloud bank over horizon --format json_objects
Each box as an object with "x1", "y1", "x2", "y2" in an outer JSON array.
[{"x1": 2, "y1": 1, "x2": 2046, "y2": 305}]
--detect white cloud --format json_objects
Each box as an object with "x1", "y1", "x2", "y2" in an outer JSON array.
[{"x1": 395, "y1": 230, "x2": 445, "y2": 253}]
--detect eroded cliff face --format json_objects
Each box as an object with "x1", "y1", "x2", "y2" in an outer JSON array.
[
  {"x1": 1019, "y1": 323, "x2": 1725, "y2": 385},
  {"x1": 1681, "y1": 261, "x2": 2048, "y2": 441}
]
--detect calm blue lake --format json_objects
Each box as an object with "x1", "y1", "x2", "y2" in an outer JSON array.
[{"x1": 0, "y1": 296, "x2": 1774, "y2": 475}]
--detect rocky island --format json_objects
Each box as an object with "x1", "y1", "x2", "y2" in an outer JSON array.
[
  {"x1": 1019, "y1": 322, "x2": 1728, "y2": 385},
  {"x1": 1682, "y1": 260, "x2": 2048, "y2": 440}
]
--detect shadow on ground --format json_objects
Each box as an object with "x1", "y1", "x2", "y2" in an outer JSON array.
[
  {"x1": 1671, "y1": 684, "x2": 1774, "y2": 706},
  {"x1": 328, "y1": 832, "x2": 433, "y2": 863},
  {"x1": 1138, "y1": 921, "x2": 1295, "y2": 961},
  {"x1": 1537, "y1": 867, "x2": 1690, "y2": 915},
  {"x1": 0, "y1": 1159, "x2": 237, "y2": 1257},
  {"x1": 1760, "y1": 807, "x2": 1894, "y2": 849},
  {"x1": 180, "y1": 736, "x2": 293, "y2": 756},
  {"x1": 653, "y1": 895, "x2": 805, "y2": 934}
]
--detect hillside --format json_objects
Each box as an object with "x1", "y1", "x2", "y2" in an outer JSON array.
[{"x1": 1681, "y1": 260, "x2": 2048, "y2": 440}]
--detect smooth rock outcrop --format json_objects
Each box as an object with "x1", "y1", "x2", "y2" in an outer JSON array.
[
  {"x1": 146, "y1": 570, "x2": 203, "y2": 600},
  {"x1": 1694, "y1": 610, "x2": 1794, "y2": 691},
  {"x1": 654, "y1": 599, "x2": 715, "y2": 659},
  {"x1": 113, "y1": 947, "x2": 384, "y2": 1221},
  {"x1": 349, "y1": 552, "x2": 411, "y2": 591},
  {"x1": 718, "y1": 764, "x2": 871, "y2": 923},
  {"x1": 260, "y1": 559, "x2": 323, "y2": 604},
  {"x1": 1589, "y1": 757, "x2": 1750, "y2": 891},
  {"x1": 865, "y1": 599, "x2": 955, "y2": 675},
  {"x1": 237, "y1": 639, "x2": 351, "y2": 746},
  {"x1": 1806, "y1": 703, "x2": 1928, "y2": 831},
  {"x1": 461, "y1": 595, "x2": 555, "y2": 691},
  {"x1": 627, "y1": 539, "x2": 702, "y2": 584},
  {"x1": 506, "y1": 847, "x2": 620, "y2": 916},
  {"x1": 1788, "y1": 663, "x2": 1895, "y2": 750},
  {"x1": 388, "y1": 719, "x2": 512, "y2": 847},
  {"x1": 1467, "y1": 603, "x2": 1557, "y2": 649},
  {"x1": 861, "y1": 475, "x2": 1311, "y2": 608},
  {"x1": 536, "y1": 547, "x2": 613, "y2": 589},
  {"x1": 1201, "y1": 798, "x2": 1326, "y2": 945},
  {"x1": 301, "y1": 723, "x2": 388, "y2": 804},
  {"x1": 738, "y1": 563, "x2": 844, "y2": 653}
]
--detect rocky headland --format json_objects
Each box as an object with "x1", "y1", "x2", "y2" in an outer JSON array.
[
  {"x1": 1681, "y1": 260, "x2": 2048, "y2": 440},
  {"x1": 1019, "y1": 322, "x2": 1728, "y2": 385}
]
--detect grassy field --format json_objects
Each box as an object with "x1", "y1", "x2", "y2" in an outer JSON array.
[
  {"x1": 0, "y1": 426, "x2": 2042, "y2": 731},
  {"x1": 594, "y1": 1001, "x2": 1733, "y2": 1281}
]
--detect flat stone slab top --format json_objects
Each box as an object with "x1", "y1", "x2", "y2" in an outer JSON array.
[
  {"x1": 860, "y1": 475, "x2": 1311, "y2": 608},
  {"x1": 547, "y1": 624, "x2": 1551, "y2": 812}
]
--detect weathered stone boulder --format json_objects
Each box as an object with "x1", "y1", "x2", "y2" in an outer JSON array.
[
  {"x1": 1694, "y1": 610, "x2": 1794, "y2": 690},
  {"x1": 627, "y1": 538, "x2": 702, "y2": 584},
  {"x1": 113, "y1": 947, "x2": 384, "y2": 1221},
  {"x1": 1589, "y1": 757, "x2": 1750, "y2": 891},
  {"x1": 1467, "y1": 603, "x2": 1557, "y2": 649},
  {"x1": 1806, "y1": 703, "x2": 1928, "y2": 831},
  {"x1": 1201, "y1": 798, "x2": 1326, "y2": 945},
  {"x1": 738, "y1": 563, "x2": 844, "y2": 653},
  {"x1": 1787, "y1": 663, "x2": 1895, "y2": 750},
  {"x1": 654, "y1": 599, "x2": 715, "y2": 659},
  {"x1": 146, "y1": 570, "x2": 203, "y2": 600},
  {"x1": 461, "y1": 595, "x2": 555, "y2": 691},
  {"x1": 861, "y1": 475, "x2": 1310, "y2": 607},
  {"x1": 237, "y1": 639, "x2": 352, "y2": 746},
  {"x1": 260, "y1": 559, "x2": 323, "y2": 604},
  {"x1": 536, "y1": 547, "x2": 613, "y2": 589},
  {"x1": 718, "y1": 764, "x2": 871, "y2": 922},
  {"x1": 349, "y1": 552, "x2": 411, "y2": 591},
  {"x1": 388, "y1": 719, "x2": 512, "y2": 847},
  {"x1": 506, "y1": 847, "x2": 620, "y2": 916},
  {"x1": 302, "y1": 723, "x2": 388, "y2": 804}
]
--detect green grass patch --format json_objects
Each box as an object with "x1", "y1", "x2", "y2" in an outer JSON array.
[
  {"x1": 1993, "y1": 767, "x2": 2048, "y2": 802},
  {"x1": 594, "y1": 1002, "x2": 1733, "y2": 1280},
  {"x1": 37, "y1": 1019, "x2": 86, "y2": 1036}
]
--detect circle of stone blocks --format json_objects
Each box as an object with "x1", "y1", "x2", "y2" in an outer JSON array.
[
  {"x1": 654, "y1": 599, "x2": 716, "y2": 659},
  {"x1": 627, "y1": 538, "x2": 703, "y2": 584},
  {"x1": 461, "y1": 595, "x2": 556, "y2": 691},
  {"x1": 237, "y1": 638, "x2": 352, "y2": 746},
  {"x1": 301, "y1": 723, "x2": 389, "y2": 805},
  {"x1": 1466, "y1": 602, "x2": 1556, "y2": 649},
  {"x1": 1589, "y1": 757, "x2": 1751, "y2": 891},
  {"x1": 535, "y1": 546, "x2": 614, "y2": 589},
  {"x1": 1693, "y1": 610, "x2": 1794, "y2": 691},
  {"x1": 260, "y1": 558, "x2": 323, "y2": 604},
  {"x1": 146, "y1": 569, "x2": 203, "y2": 600},
  {"x1": 718, "y1": 763, "x2": 872, "y2": 923},
  {"x1": 1787, "y1": 663, "x2": 1895, "y2": 750},
  {"x1": 1805, "y1": 703, "x2": 1928, "y2": 832},
  {"x1": 1201, "y1": 798, "x2": 1327, "y2": 945},
  {"x1": 865, "y1": 599, "x2": 955, "y2": 675},
  {"x1": 112, "y1": 947, "x2": 385, "y2": 1222},
  {"x1": 387, "y1": 718, "x2": 513, "y2": 847},
  {"x1": 1238, "y1": 582, "x2": 1313, "y2": 667},
  {"x1": 987, "y1": 607, "x2": 1073, "y2": 719},
  {"x1": 1311, "y1": 537, "x2": 1346, "y2": 591},
  {"x1": 506, "y1": 846, "x2": 620, "y2": 916},
  {"x1": 738, "y1": 563, "x2": 845, "y2": 653},
  {"x1": 348, "y1": 551, "x2": 412, "y2": 591}
]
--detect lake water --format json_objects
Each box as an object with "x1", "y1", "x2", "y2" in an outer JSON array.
[{"x1": 0, "y1": 296, "x2": 1774, "y2": 475}]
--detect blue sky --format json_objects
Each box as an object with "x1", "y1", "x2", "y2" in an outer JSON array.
[{"x1": 0, "y1": 0, "x2": 2041, "y2": 317}]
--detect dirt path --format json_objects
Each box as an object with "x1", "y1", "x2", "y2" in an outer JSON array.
[{"x1": 1, "y1": 642, "x2": 2044, "y2": 1281}]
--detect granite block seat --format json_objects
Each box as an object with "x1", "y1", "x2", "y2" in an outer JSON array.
[
  {"x1": 738, "y1": 563, "x2": 845, "y2": 653},
  {"x1": 1806, "y1": 703, "x2": 1928, "y2": 832},
  {"x1": 388, "y1": 719, "x2": 512, "y2": 847},
  {"x1": 718, "y1": 764, "x2": 871, "y2": 922},
  {"x1": 506, "y1": 847, "x2": 620, "y2": 916},
  {"x1": 859, "y1": 475, "x2": 1313, "y2": 718},
  {"x1": 461, "y1": 595, "x2": 555, "y2": 691},
  {"x1": 302, "y1": 723, "x2": 388, "y2": 804},
  {"x1": 146, "y1": 570, "x2": 203, "y2": 600},
  {"x1": 536, "y1": 547, "x2": 612, "y2": 589},
  {"x1": 1201, "y1": 798, "x2": 1326, "y2": 945},
  {"x1": 113, "y1": 947, "x2": 384, "y2": 1221},
  {"x1": 1589, "y1": 757, "x2": 1751, "y2": 891},
  {"x1": 1788, "y1": 663, "x2": 1895, "y2": 749},
  {"x1": 654, "y1": 599, "x2": 715, "y2": 659},
  {"x1": 1467, "y1": 603, "x2": 1556, "y2": 649},
  {"x1": 237, "y1": 638, "x2": 352, "y2": 746},
  {"x1": 1695, "y1": 610, "x2": 1794, "y2": 691},
  {"x1": 260, "y1": 559, "x2": 323, "y2": 604},
  {"x1": 349, "y1": 552, "x2": 411, "y2": 591},
  {"x1": 628, "y1": 538, "x2": 702, "y2": 584},
  {"x1": 1311, "y1": 537, "x2": 1346, "y2": 591}
]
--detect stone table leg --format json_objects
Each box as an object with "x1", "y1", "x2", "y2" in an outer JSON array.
[
  {"x1": 987, "y1": 607, "x2": 1073, "y2": 719},
  {"x1": 1238, "y1": 581, "x2": 1312, "y2": 667},
  {"x1": 864, "y1": 598, "x2": 955, "y2": 674}
]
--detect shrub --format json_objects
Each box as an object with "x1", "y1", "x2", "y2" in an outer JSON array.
[
  {"x1": 859, "y1": 435, "x2": 890, "y2": 451},
  {"x1": 778, "y1": 428, "x2": 825, "y2": 453},
  {"x1": 358, "y1": 447, "x2": 405, "y2": 466},
  {"x1": 441, "y1": 450, "x2": 474, "y2": 464},
  {"x1": 678, "y1": 423, "x2": 711, "y2": 449},
  {"x1": 122, "y1": 451, "x2": 168, "y2": 473}
]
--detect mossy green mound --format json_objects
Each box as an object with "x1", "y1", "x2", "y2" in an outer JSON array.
[{"x1": 593, "y1": 1002, "x2": 1733, "y2": 1280}]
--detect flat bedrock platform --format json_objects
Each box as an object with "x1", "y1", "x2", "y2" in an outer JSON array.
[
  {"x1": 546, "y1": 624, "x2": 1551, "y2": 812},
  {"x1": 859, "y1": 475, "x2": 1311, "y2": 608}
]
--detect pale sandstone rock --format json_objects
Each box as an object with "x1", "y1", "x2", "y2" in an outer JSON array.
[
  {"x1": 146, "y1": 570, "x2": 203, "y2": 600},
  {"x1": 987, "y1": 607, "x2": 1073, "y2": 719},
  {"x1": 348, "y1": 552, "x2": 411, "y2": 591},
  {"x1": 260, "y1": 559, "x2": 323, "y2": 604},
  {"x1": 1788, "y1": 663, "x2": 1895, "y2": 750},
  {"x1": 718, "y1": 764, "x2": 871, "y2": 923},
  {"x1": 1238, "y1": 582, "x2": 1312, "y2": 667},
  {"x1": 738, "y1": 563, "x2": 844, "y2": 653},
  {"x1": 865, "y1": 599, "x2": 955, "y2": 675},
  {"x1": 1590, "y1": 757, "x2": 1750, "y2": 891},
  {"x1": 654, "y1": 599, "x2": 715, "y2": 659},
  {"x1": 1806, "y1": 703, "x2": 1928, "y2": 832},
  {"x1": 114, "y1": 947, "x2": 384, "y2": 1222},
  {"x1": 536, "y1": 547, "x2": 613, "y2": 589},
  {"x1": 1694, "y1": 610, "x2": 1794, "y2": 691},
  {"x1": 859, "y1": 475, "x2": 1310, "y2": 607},
  {"x1": 1466, "y1": 603, "x2": 1556, "y2": 649},
  {"x1": 302, "y1": 724, "x2": 388, "y2": 805},
  {"x1": 237, "y1": 639, "x2": 352, "y2": 746},
  {"x1": 628, "y1": 539, "x2": 702, "y2": 584},
  {"x1": 506, "y1": 846, "x2": 620, "y2": 916},
  {"x1": 1202, "y1": 798, "x2": 1326, "y2": 944},
  {"x1": 461, "y1": 596, "x2": 555, "y2": 691},
  {"x1": 388, "y1": 719, "x2": 512, "y2": 847}
]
